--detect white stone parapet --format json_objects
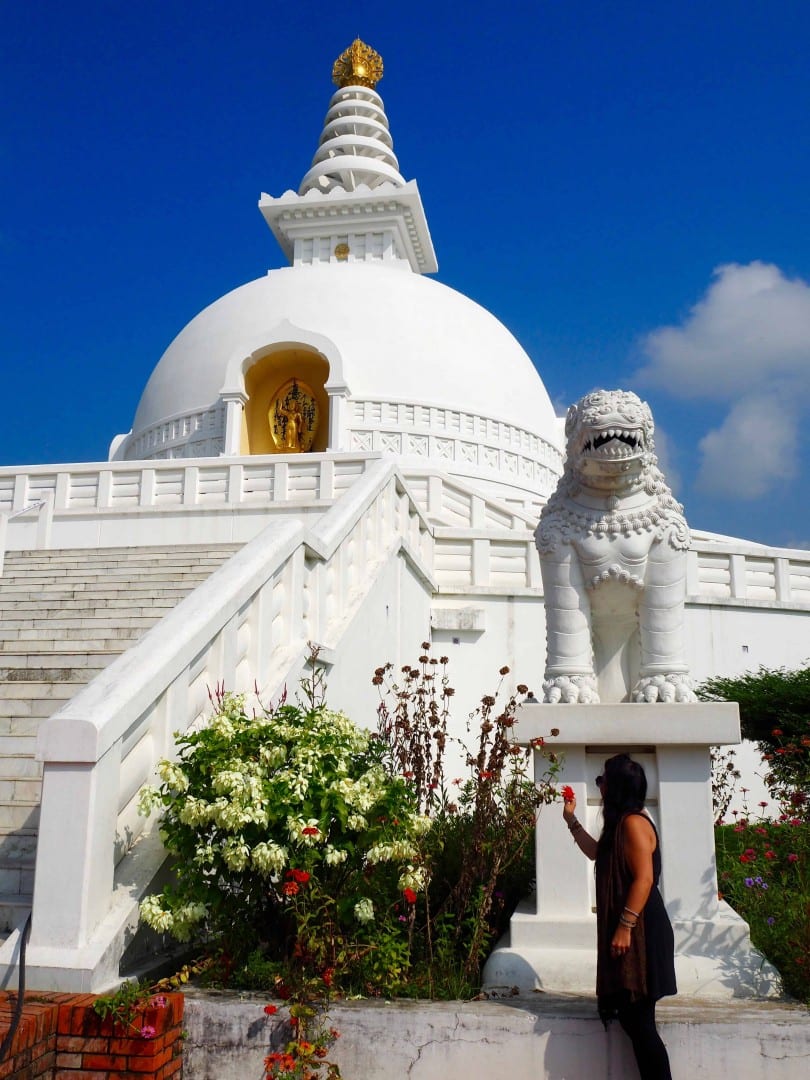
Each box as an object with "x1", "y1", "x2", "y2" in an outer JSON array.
[
  {"x1": 483, "y1": 702, "x2": 781, "y2": 999},
  {"x1": 5, "y1": 461, "x2": 434, "y2": 990}
]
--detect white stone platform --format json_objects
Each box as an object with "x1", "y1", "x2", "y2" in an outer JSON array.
[
  {"x1": 182, "y1": 990, "x2": 810, "y2": 1079},
  {"x1": 483, "y1": 702, "x2": 780, "y2": 998}
]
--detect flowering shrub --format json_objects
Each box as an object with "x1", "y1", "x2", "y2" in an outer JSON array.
[
  {"x1": 716, "y1": 810, "x2": 810, "y2": 1002},
  {"x1": 138, "y1": 647, "x2": 561, "y2": 1005},
  {"x1": 138, "y1": 689, "x2": 428, "y2": 975},
  {"x1": 373, "y1": 648, "x2": 561, "y2": 995}
]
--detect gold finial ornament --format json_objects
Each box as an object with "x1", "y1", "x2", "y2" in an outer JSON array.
[{"x1": 332, "y1": 38, "x2": 383, "y2": 89}]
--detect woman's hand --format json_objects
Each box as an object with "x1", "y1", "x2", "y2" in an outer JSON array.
[
  {"x1": 611, "y1": 924, "x2": 632, "y2": 958},
  {"x1": 562, "y1": 795, "x2": 577, "y2": 824}
]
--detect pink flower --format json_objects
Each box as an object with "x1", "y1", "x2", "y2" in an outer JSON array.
[
  {"x1": 787, "y1": 853, "x2": 799, "y2": 863},
  {"x1": 140, "y1": 1025, "x2": 157, "y2": 1040},
  {"x1": 152, "y1": 995, "x2": 167, "y2": 1009}
]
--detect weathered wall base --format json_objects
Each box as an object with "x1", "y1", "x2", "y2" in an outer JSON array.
[{"x1": 182, "y1": 990, "x2": 809, "y2": 1079}]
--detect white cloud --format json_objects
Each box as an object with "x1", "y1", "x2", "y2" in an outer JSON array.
[
  {"x1": 696, "y1": 394, "x2": 798, "y2": 498},
  {"x1": 636, "y1": 262, "x2": 810, "y2": 499}
]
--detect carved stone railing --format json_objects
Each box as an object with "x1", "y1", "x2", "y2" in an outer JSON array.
[
  {"x1": 23, "y1": 461, "x2": 433, "y2": 990},
  {"x1": 430, "y1": 529, "x2": 810, "y2": 608}
]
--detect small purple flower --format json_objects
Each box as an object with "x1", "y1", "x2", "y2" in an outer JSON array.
[
  {"x1": 766, "y1": 917, "x2": 775, "y2": 926},
  {"x1": 744, "y1": 877, "x2": 754, "y2": 887},
  {"x1": 754, "y1": 877, "x2": 763, "y2": 886}
]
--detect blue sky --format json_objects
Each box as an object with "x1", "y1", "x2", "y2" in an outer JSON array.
[{"x1": 3, "y1": 1, "x2": 810, "y2": 548}]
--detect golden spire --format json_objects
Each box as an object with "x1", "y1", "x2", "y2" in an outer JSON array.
[{"x1": 332, "y1": 38, "x2": 383, "y2": 89}]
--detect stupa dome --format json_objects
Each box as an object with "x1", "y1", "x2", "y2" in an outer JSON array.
[{"x1": 112, "y1": 40, "x2": 564, "y2": 500}]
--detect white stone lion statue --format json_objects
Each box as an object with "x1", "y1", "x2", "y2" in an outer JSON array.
[{"x1": 535, "y1": 389, "x2": 696, "y2": 704}]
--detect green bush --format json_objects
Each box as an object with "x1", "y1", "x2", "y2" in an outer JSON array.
[{"x1": 715, "y1": 816, "x2": 810, "y2": 1003}]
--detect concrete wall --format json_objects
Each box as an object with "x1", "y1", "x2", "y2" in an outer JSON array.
[{"x1": 182, "y1": 991, "x2": 810, "y2": 1080}]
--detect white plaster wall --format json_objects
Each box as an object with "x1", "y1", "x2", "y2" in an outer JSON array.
[{"x1": 279, "y1": 549, "x2": 433, "y2": 727}]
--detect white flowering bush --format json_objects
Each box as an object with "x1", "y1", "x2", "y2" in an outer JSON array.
[{"x1": 138, "y1": 693, "x2": 428, "y2": 968}]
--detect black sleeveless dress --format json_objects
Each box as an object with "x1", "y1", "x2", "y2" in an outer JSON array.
[{"x1": 595, "y1": 812, "x2": 677, "y2": 1022}]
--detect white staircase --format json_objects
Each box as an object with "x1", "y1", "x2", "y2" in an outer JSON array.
[{"x1": 0, "y1": 544, "x2": 240, "y2": 931}]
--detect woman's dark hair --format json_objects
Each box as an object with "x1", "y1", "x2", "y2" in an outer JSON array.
[{"x1": 597, "y1": 753, "x2": 647, "y2": 855}]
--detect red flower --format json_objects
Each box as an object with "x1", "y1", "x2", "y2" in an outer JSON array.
[
  {"x1": 403, "y1": 887, "x2": 418, "y2": 904},
  {"x1": 787, "y1": 853, "x2": 799, "y2": 863},
  {"x1": 301, "y1": 826, "x2": 319, "y2": 836},
  {"x1": 771, "y1": 728, "x2": 783, "y2": 736},
  {"x1": 282, "y1": 881, "x2": 300, "y2": 896},
  {"x1": 530, "y1": 737, "x2": 545, "y2": 749},
  {"x1": 322, "y1": 967, "x2": 334, "y2": 987},
  {"x1": 764, "y1": 850, "x2": 776, "y2": 860},
  {"x1": 561, "y1": 785, "x2": 575, "y2": 802},
  {"x1": 264, "y1": 1004, "x2": 278, "y2": 1015},
  {"x1": 286, "y1": 868, "x2": 311, "y2": 884}
]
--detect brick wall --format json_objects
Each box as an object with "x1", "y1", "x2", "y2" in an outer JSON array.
[{"x1": 0, "y1": 992, "x2": 184, "y2": 1080}]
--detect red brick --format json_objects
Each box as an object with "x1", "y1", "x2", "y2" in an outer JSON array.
[
  {"x1": 110, "y1": 1035, "x2": 159, "y2": 1056},
  {"x1": 128, "y1": 1045, "x2": 173, "y2": 1072},
  {"x1": 58, "y1": 1035, "x2": 109, "y2": 1054},
  {"x1": 56, "y1": 1051, "x2": 83, "y2": 1067},
  {"x1": 54, "y1": 1072, "x2": 109, "y2": 1080},
  {"x1": 83, "y1": 1052, "x2": 129, "y2": 1070}
]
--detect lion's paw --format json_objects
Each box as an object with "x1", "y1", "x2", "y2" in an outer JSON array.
[
  {"x1": 543, "y1": 675, "x2": 600, "y2": 705},
  {"x1": 631, "y1": 673, "x2": 697, "y2": 703}
]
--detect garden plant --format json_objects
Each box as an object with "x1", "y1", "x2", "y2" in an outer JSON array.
[
  {"x1": 137, "y1": 646, "x2": 562, "y2": 1075},
  {"x1": 704, "y1": 665, "x2": 810, "y2": 1003}
]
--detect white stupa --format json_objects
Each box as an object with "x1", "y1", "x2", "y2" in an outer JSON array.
[{"x1": 111, "y1": 38, "x2": 563, "y2": 510}]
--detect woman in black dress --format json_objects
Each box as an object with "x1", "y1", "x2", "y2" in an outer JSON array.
[{"x1": 562, "y1": 753, "x2": 676, "y2": 1080}]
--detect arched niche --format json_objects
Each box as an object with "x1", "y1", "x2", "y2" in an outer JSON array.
[{"x1": 241, "y1": 347, "x2": 330, "y2": 455}]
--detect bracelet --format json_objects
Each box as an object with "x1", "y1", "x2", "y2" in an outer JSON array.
[
  {"x1": 618, "y1": 917, "x2": 636, "y2": 929},
  {"x1": 623, "y1": 906, "x2": 641, "y2": 918}
]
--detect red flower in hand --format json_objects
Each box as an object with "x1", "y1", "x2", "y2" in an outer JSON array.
[{"x1": 561, "y1": 785, "x2": 575, "y2": 802}]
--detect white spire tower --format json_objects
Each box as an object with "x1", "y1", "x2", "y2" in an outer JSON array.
[{"x1": 260, "y1": 39, "x2": 437, "y2": 273}]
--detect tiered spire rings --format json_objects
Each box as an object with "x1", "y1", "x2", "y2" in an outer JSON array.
[{"x1": 298, "y1": 39, "x2": 405, "y2": 194}]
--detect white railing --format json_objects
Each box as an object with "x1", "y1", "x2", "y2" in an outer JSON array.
[
  {"x1": 0, "y1": 454, "x2": 379, "y2": 519},
  {"x1": 430, "y1": 530, "x2": 810, "y2": 608},
  {"x1": 26, "y1": 461, "x2": 434, "y2": 987}
]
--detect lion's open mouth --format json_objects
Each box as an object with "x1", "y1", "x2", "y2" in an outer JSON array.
[{"x1": 582, "y1": 429, "x2": 643, "y2": 457}]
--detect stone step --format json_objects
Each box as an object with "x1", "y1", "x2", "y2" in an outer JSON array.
[
  {"x1": 0, "y1": 586, "x2": 211, "y2": 602},
  {"x1": 0, "y1": 651, "x2": 120, "y2": 669},
  {"x1": 0, "y1": 615, "x2": 161, "y2": 631},
  {"x1": 0, "y1": 777, "x2": 42, "y2": 803},
  {"x1": 0, "y1": 755, "x2": 42, "y2": 780},
  {"x1": 0, "y1": 690, "x2": 86, "y2": 720},
  {"x1": 0, "y1": 893, "x2": 33, "y2": 934},
  {"x1": 0, "y1": 660, "x2": 108, "y2": 678},
  {"x1": 4, "y1": 598, "x2": 181, "y2": 613},
  {"x1": 0, "y1": 542, "x2": 242, "y2": 908},
  {"x1": 0, "y1": 636, "x2": 143, "y2": 651},
  {"x1": 0, "y1": 802, "x2": 39, "y2": 831}
]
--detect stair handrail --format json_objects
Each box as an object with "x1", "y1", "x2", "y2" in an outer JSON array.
[{"x1": 28, "y1": 460, "x2": 434, "y2": 982}]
